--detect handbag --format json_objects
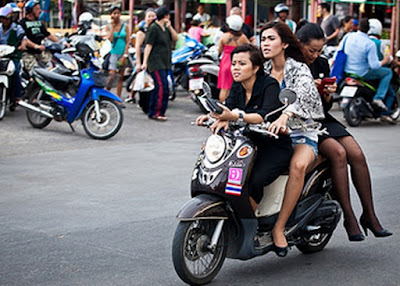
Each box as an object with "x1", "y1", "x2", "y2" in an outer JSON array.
[{"x1": 330, "y1": 36, "x2": 349, "y2": 83}]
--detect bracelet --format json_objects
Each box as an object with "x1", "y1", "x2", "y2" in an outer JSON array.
[
  {"x1": 282, "y1": 112, "x2": 291, "y2": 119},
  {"x1": 123, "y1": 54, "x2": 128, "y2": 58}
]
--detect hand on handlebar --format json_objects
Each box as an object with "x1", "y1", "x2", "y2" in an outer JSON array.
[
  {"x1": 210, "y1": 104, "x2": 236, "y2": 121},
  {"x1": 195, "y1": 114, "x2": 210, "y2": 126},
  {"x1": 210, "y1": 120, "x2": 229, "y2": 134},
  {"x1": 268, "y1": 114, "x2": 289, "y2": 135}
]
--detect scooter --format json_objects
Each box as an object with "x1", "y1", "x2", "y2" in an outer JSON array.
[
  {"x1": 18, "y1": 63, "x2": 123, "y2": 140},
  {"x1": 0, "y1": 45, "x2": 16, "y2": 120},
  {"x1": 172, "y1": 90, "x2": 342, "y2": 285},
  {"x1": 338, "y1": 73, "x2": 400, "y2": 126}
]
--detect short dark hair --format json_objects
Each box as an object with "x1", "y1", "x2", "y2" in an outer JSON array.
[
  {"x1": 319, "y1": 3, "x2": 330, "y2": 12},
  {"x1": 359, "y1": 18, "x2": 369, "y2": 33},
  {"x1": 231, "y1": 44, "x2": 265, "y2": 76},
  {"x1": 109, "y1": 5, "x2": 121, "y2": 14},
  {"x1": 156, "y1": 6, "x2": 169, "y2": 19}
]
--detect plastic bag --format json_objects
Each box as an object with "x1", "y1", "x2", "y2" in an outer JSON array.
[{"x1": 133, "y1": 70, "x2": 155, "y2": 92}]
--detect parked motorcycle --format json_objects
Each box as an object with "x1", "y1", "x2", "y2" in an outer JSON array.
[
  {"x1": 339, "y1": 74, "x2": 400, "y2": 126},
  {"x1": 0, "y1": 45, "x2": 16, "y2": 120},
  {"x1": 172, "y1": 90, "x2": 342, "y2": 285},
  {"x1": 18, "y1": 65, "x2": 123, "y2": 140}
]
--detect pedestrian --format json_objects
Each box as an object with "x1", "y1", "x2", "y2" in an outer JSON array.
[
  {"x1": 105, "y1": 5, "x2": 130, "y2": 103},
  {"x1": 260, "y1": 21, "x2": 325, "y2": 256},
  {"x1": 337, "y1": 15, "x2": 353, "y2": 42},
  {"x1": 274, "y1": 3, "x2": 297, "y2": 32},
  {"x1": 188, "y1": 19, "x2": 210, "y2": 43},
  {"x1": 296, "y1": 21, "x2": 392, "y2": 241},
  {"x1": 129, "y1": 8, "x2": 156, "y2": 110},
  {"x1": 192, "y1": 3, "x2": 210, "y2": 27},
  {"x1": 217, "y1": 15, "x2": 249, "y2": 102},
  {"x1": 317, "y1": 3, "x2": 340, "y2": 48},
  {"x1": 0, "y1": 5, "x2": 26, "y2": 111},
  {"x1": 142, "y1": 6, "x2": 178, "y2": 121}
]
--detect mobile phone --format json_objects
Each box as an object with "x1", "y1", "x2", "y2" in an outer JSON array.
[
  {"x1": 206, "y1": 98, "x2": 223, "y2": 114},
  {"x1": 317, "y1": 77, "x2": 336, "y2": 95}
]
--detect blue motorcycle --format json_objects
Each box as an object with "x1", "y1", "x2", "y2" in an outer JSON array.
[{"x1": 18, "y1": 64, "x2": 123, "y2": 140}]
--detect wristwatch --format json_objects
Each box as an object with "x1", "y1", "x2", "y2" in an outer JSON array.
[{"x1": 237, "y1": 111, "x2": 244, "y2": 123}]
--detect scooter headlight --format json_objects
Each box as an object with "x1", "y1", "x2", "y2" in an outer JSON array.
[{"x1": 204, "y1": 135, "x2": 225, "y2": 163}]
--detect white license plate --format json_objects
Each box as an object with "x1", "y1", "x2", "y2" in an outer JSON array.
[
  {"x1": 189, "y1": 77, "x2": 204, "y2": 91},
  {"x1": 340, "y1": 86, "x2": 358, "y2": 97}
]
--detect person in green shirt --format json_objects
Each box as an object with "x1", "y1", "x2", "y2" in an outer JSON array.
[{"x1": 142, "y1": 6, "x2": 178, "y2": 121}]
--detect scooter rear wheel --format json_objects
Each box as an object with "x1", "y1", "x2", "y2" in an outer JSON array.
[
  {"x1": 390, "y1": 93, "x2": 400, "y2": 121},
  {"x1": 26, "y1": 87, "x2": 52, "y2": 129},
  {"x1": 344, "y1": 98, "x2": 362, "y2": 127},
  {"x1": 172, "y1": 220, "x2": 227, "y2": 285}
]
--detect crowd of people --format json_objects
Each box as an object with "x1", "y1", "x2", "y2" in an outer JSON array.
[{"x1": 0, "y1": 1, "x2": 395, "y2": 255}]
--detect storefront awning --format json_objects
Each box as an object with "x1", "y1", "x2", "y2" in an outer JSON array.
[{"x1": 326, "y1": 0, "x2": 396, "y2": 6}]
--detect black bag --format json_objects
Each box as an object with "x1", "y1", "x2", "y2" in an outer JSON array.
[{"x1": 102, "y1": 52, "x2": 111, "y2": 70}]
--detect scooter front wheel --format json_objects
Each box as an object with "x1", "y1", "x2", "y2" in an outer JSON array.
[
  {"x1": 82, "y1": 99, "x2": 123, "y2": 140},
  {"x1": 172, "y1": 220, "x2": 227, "y2": 285}
]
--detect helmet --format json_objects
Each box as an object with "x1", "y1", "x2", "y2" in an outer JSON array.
[
  {"x1": 78, "y1": 12, "x2": 93, "y2": 25},
  {"x1": 25, "y1": 0, "x2": 40, "y2": 14},
  {"x1": 368, "y1": 18, "x2": 382, "y2": 36},
  {"x1": 226, "y1": 14, "x2": 243, "y2": 32},
  {"x1": 0, "y1": 6, "x2": 13, "y2": 18},
  {"x1": 6, "y1": 3, "x2": 20, "y2": 13},
  {"x1": 274, "y1": 3, "x2": 289, "y2": 13}
]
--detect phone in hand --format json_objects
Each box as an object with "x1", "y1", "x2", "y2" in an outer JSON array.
[
  {"x1": 317, "y1": 77, "x2": 336, "y2": 95},
  {"x1": 206, "y1": 98, "x2": 223, "y2": 114}
]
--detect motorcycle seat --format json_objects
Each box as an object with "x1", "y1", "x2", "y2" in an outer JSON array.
[{"x1": 33, "y1": 67, "x2": 79, "y2": 90}]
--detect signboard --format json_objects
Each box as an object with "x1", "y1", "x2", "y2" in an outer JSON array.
[{"x1": 199, "y1": 0, "x2": 226, "y2": 3}]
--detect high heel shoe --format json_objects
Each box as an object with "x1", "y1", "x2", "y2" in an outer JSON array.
[
  {"x1": 343, "y1": 220, "x2": 365, "y2": 242},
  {"x1": 273, "y1": 244, "x2": 288, "y2": 257},
  {"x1": 360, "y1": 216, "x2": 393, "y2": 238}
]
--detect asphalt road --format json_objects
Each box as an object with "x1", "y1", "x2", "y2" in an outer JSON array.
[{"x1": 1, "y1": 90, "x2": 399, "y2": 285}]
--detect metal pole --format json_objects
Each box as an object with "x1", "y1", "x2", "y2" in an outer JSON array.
[
  {"x1": 254, "y1": 0, "x2": 257, "y2": 39},
  {"x1": 128, "y1": 0, "x2": 134, "y2": 34}
]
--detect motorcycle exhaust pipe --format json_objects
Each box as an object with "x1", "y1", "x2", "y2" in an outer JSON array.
[{"x1": 18, "y1": 101, "x2": 54, "y2": 119}]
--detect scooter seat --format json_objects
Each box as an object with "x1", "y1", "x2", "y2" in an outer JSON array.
[{"x1": 33, "y1": 67, "x2": 79, "y2": 90}]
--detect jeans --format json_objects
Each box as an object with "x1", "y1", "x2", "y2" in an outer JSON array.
[
  {"x1": 8, "y1": 60, "x2": 22, "y2": 103},
  {"x1": 363, "y1": 67, "x2": 392, "y2": 101},
  {"x1": 382, "y1": 86, "x2": 397, "y2": 116}
]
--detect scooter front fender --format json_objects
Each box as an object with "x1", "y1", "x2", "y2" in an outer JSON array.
[
  {"x1": 0, "y1": 75, "x2": 9, "y2": 88},
  {"x1": 176, "y1": 194, "x2": 228, "y2": 221},
  {"x1": 75, "y1": 87, "x2": 122, "y2": 119}
]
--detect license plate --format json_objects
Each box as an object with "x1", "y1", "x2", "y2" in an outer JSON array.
[
  {"x1": 189, "y1": 77, "x2": 204, "y2": 91},
  {"x1": 340, "y1": 86, "x2": 358, "y2": 97}
]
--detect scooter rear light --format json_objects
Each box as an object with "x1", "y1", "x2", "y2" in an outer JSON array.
[
  {"x1": 345, "y1": 77, "x2": 361, "y2": 86},
  {"x1": 189, "y1": 66, "x2": 200, "y2": 73}
]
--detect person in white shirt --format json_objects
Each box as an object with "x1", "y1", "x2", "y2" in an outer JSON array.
[{"x1": 192, "y1": 3, "x2": 210, "y2": 27}]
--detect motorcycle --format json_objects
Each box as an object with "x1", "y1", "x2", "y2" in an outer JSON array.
[
  {"x1": 18, "y1": 64, "x2": 123, "y2": 140},
  {"x1": 0, "y1": 45, "x2": 16, "y2": 120},
  {"x1": 172, "y1": 90, "x2": 342, "y2": 285},
  {"x1": 338, "y1": 73, "x2": 400, "y2": 126},
  {"x1": 187, "y1": 47, "x2": 220, "y2": 113},
  {"x1": 171, "y1": 35, "x2": 206, "y2": 92}
]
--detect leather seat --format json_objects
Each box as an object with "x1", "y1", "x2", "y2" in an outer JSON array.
[{"x1": 33, "y1": 67, "x2": 79, "y2": 90}]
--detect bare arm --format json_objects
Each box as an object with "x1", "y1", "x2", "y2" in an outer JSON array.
[
  {"x1": 166, "y1": 20, "x2": 178, "y2": 42},
  {"x1": 326, "y1": 28, "x2": 340, "y2": 41},
  {"x1": 141, "y1": 44, "x2": 153, "y2": 70},
  {"x1": 46, "y1": 33, "x2": 59, "y2": 43},
  {"x1": 135, "y1": 31, "x2": 145, "y2": 68}
]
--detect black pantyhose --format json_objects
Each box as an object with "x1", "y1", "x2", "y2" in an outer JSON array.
[{"x1": 319, "y1": 136, "x2": 384, "y2": 236}]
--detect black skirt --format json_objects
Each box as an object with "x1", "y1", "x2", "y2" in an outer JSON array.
[{"x1": 319, "y1": 113, "x2": 352, "y2": 142}]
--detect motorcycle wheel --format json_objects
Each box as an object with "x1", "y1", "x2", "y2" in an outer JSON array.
[
  {"x1": 0, "y1": 85, "x2": 6, "y2": 120},
  {"x1": 26, "y1": 88, "x2": 52, "y2": 128},
  {"x1": 172, "y1": 220, "x2": 227, "y2": 285},
  {"x1": 82, "y1": 99, "x2": 123, "y2": 140},
  {"x1": 344, "y1": 98, "x2": 362, "y2": 127},
  {"x1": 390, "y1": 93, "x2": 400, "y2": 121},
  {"x1": 296, "y1": 194, "x2": 337, "y2": 254}
]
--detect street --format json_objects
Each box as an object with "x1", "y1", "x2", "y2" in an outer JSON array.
[{"x1": 1, "y1": 89, "x2": 399, "y2": 285}]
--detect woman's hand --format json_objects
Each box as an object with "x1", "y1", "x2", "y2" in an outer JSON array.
[
  {"x1": 141, "y1": 63, "x2": 147, "y2": 71},
  {"x1": 195, "y1": 114, "x2": 210, "y2": 126},
  {"x1": 210, "y1": 104, "x2": 237, "y2": 122},
  {"x1": 268, "y1": 114, "x2": 289, "y2": 135},
  {"x1": 120, "y1": 56, "x2": 127, "y2": 67},
  {"x1": 136, "y1": 63, "x2": 142, "y2": 72},
  {"x1": 210, "y1": 120, "x2": 229, "y2": 134}
]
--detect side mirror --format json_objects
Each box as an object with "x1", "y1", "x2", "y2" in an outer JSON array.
[{"x1": 279, "y1": 89, "x2": 297, "y2": 105}]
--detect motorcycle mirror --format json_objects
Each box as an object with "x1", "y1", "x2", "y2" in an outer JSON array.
[{"x1": 279, "y1": 89, "x2": 296, "y2": 105}]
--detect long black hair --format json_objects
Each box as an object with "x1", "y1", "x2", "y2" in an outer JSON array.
[
  {"x1": 295, "y1": 21, "x2": 325, "y2": 44},
  {"x1": 260, "y1": 21, "x2": 306, "y2": 63}
]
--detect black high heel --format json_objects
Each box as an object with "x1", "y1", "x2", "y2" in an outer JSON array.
[
  {"x1": 273, "y1": 244, "x2": 288, "y2": 257},
  {"x1": 343, "y1": 220, "x2": 365, "y2": 242},
  {"x1": 360, "y1": 216, "x2": 393, "y2": 238}
]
